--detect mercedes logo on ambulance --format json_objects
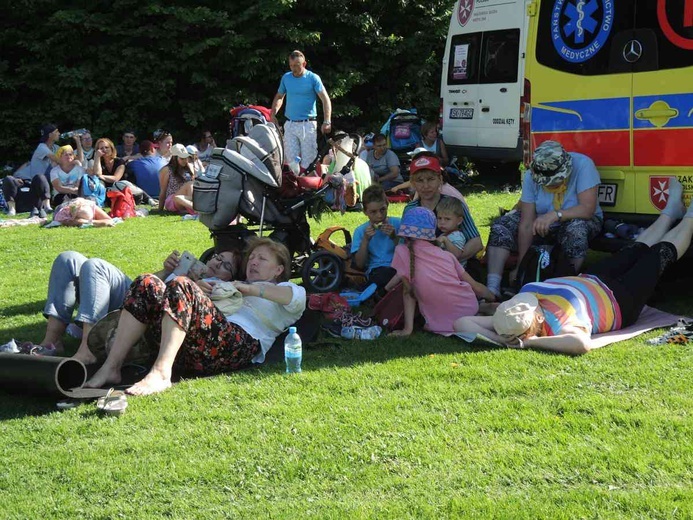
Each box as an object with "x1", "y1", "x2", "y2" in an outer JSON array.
[{"x1": 623, "y1": 40, "x2": 643, "y2": 63}]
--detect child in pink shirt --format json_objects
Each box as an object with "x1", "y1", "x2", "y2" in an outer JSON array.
[
  {"x1": 54, "y1": 197, "x2": 116, "y2": 227},
  {"x1": 390, "y1": 207, "x2": 495, "y2": 336}
]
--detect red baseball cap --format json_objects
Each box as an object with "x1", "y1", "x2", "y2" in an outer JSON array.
[{"x1": 409, "y1": 155, "x2": 442, "y2": 175}]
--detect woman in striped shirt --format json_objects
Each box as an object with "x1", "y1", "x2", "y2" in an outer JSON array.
[{"x1": 454, "y1": 177, "x2": 693, "y2": 354}]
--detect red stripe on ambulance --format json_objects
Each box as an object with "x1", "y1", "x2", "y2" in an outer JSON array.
[
  {"x1": 634, "y1": 128, "x2": 693, "y2": 167},
  {"x1": 532, "y1": 131, "x2": 630, "y2": 167}
]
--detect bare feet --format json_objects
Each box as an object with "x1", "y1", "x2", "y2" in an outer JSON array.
[
  {"x1": 126, "y1": 368, "x2": 172, "y2": 396},
  {"x1": 85, "y1": 365, "x2": 122, "y2": 388},
  {"x1": 71, "y1": 344, "x2": 97, "y2": 365}
]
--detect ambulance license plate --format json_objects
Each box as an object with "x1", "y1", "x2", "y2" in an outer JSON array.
[
  {"x1": 450, "y1": 108, "x2": 474, "y2": 119},
  {"x1": 598, "y1": 183, "x2": 617, "y2": 207}
]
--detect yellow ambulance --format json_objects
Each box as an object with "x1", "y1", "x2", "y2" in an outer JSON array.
[{"x1": 524, "y1": 0, "x2": 693, "y2": 226}]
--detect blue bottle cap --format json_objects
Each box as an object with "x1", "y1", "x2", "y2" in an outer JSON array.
[{"x1": 289, "y1": 326, "x2": 297, "y2": 334}]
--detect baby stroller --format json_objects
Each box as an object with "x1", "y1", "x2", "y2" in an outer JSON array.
[
  {"x1": 193, "y1": 122, "x2": 348, "y2": 293},
  {"x1": 381, "y1": 108, "x2": 423, "y2": 178},
  {"x1": 228, "y1": 105, "x2": 273, "y2": 138}
]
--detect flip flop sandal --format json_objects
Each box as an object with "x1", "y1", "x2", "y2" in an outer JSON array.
[
  {"x1": 18, "y1": 341, "x2": 57, "y2": 356},
  {"x1": 96, "y1": 388, "x2": 128, "y2": 417}
]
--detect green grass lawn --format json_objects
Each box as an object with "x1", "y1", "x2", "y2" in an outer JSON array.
[{"x1": 1, "y1": 190, "x2": 692, "y2": 519}]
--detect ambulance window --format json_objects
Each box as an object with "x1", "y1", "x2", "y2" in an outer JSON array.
[
  {"x1": 447, "y1": 33, "x2": 481, "y2": 85},
  {"x1": 534, "y1": 1, "x2": 636, "y2": 75},
  {"x1": 480, "y1": 29, "x2": 520, "y2": 84},
  {"x1": 635, "y1": 0, "x2": 693, "y2": 70}
]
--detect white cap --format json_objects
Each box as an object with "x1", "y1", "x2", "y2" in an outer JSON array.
[
  {"x1": 171, "y1": 143, "x2": 190, "y2": 159},
  {"x1": 493, "y1": 293, "x2": 539, "y2": 337}
]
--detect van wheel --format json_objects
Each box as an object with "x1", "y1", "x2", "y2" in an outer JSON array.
[{"x1": 302, "y1": 251, "x2": 344, "y2": 293}]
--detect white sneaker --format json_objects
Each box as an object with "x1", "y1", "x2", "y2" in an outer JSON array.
[{"x1": 7, "y1": 207, "x2": 16, "y2": 216}]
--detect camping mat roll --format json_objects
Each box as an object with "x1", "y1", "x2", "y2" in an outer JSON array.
[{"x1": 0, "y1": 353, "x2": 88, "y2": 397}]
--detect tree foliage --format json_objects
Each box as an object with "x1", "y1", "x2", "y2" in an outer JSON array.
[{"x1": 0, "y1": 0, "x2": 452, "y2": 165}]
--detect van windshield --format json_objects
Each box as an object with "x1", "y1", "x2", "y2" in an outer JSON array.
[{"x1": 447, "y1": 29, "x2": 519, "y2": 85}]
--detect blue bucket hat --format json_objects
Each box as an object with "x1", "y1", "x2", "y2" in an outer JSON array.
[{"x1": 397, "y1": 207, "x2": 437, "y2": 241}]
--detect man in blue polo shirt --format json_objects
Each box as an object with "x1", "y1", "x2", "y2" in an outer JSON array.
[{"x1": 270, "y1": 50, "x2": 332, "y2": 171}]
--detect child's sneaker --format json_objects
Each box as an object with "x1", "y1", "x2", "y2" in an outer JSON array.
[
  {"x1": 340, "y1": 311, "x2": 374, "y2": 328},
  {"x1": 341, "y1": 325, "x2": 382, "y2": 340},
  {"x1": 0, "y1": 339, "x2": 20, "y2": 353}
]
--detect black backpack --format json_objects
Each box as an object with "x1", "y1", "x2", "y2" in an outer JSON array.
[{"x1": 515, "y1": 244, "x2": 576, "y2": 290}]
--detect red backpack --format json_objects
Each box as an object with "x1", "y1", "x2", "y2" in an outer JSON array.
[
  {"x1": 107, "y1": 186, "x2": 137, "y2": 218},
  {"x1": 371, "y1": 283, "x2": 405, "y2": 332}
]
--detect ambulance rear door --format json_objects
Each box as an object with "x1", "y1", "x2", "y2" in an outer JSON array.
[
  {"x1": 528, "y1": 0, "x2": 636, "y2": 212},
  {"x1": 630, "y1": 0, "x2": 693, "y2": 213}
]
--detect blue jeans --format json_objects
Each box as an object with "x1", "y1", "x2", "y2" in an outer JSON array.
[{"x1": 43, "y1": 251, "x2": 132, "y2": 325}]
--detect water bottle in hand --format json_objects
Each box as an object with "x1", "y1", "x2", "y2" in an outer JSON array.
[{"x1": 284, "y1": 326, "x2": 302, "y2": 374}]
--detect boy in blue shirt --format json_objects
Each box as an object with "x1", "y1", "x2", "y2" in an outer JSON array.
[{"x1": 351, "y1": 185, "x2": 401, "y2": 289}]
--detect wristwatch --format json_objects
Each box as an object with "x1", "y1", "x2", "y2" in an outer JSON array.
[
  {"x1": 323, "y1": 121, "x2": 331, "y2": 125},
  {"x1": 555, "y1": 210, "x2": 563, "y2": 221}
]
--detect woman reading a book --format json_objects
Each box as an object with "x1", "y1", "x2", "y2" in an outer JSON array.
[
  {"x1": 37, "y1": 248, "x2": 241, "y2": 365},
  {"x1": 85, "y1": 237, "x2": 306, "y2": 396}
]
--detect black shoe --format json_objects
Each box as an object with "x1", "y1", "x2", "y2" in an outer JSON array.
[{"x1": 322, "y1": 319, "x2": 343, "y2": 338}]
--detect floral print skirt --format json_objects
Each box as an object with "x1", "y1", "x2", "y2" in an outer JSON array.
[{"x1": 123, "y1": 274, "x2": 260, "y2": 374}]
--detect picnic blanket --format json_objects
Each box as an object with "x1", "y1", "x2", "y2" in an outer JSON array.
[{"x1": 0, "y1": 216, "x2": 47, "y2": 228}]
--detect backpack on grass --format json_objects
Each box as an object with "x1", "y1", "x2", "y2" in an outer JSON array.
[
  {"x1": 514, "y1": 244, "x2": 575, "y2": 290},
  {"x1": 78, "y1": 175, "x2": 106, "y2": 207}
]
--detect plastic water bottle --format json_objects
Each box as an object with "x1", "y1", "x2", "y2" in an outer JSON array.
[
  {"x1": 284, "y1": 326, "x2": 302, "y2": 373},
  {"x1": 289, "y1": 156, "x2": 301, "y2": 176},
  {"x1": 60, "y1": 128, "x2": 88, "y2": 139}
]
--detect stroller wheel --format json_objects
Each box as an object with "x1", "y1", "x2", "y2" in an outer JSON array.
[
  {"x1": 302, "y1": 250, "x2": 345, "y2": 293},
  {"x1": 199, "y1": 247, "x2": 216, "y2": 264}
]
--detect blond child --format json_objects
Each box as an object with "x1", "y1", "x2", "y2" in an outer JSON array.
[
  {"x1": 435, "y1": 196, "x2": 467, "y2": 266},
  {"x1": 53, "y1": 197, "x2": 116, "y2": 227}
]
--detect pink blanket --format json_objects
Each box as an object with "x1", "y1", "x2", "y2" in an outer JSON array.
[{"x1": 591, "y1": 305, "x2": 682, "y2": 349}]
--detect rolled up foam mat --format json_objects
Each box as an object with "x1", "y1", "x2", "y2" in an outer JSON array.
[{"x1": 0, "y1": 353, "x2": 104, "y2": 398}]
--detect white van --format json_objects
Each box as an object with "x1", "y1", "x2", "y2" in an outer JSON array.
[{"x1": 440, "y1": 0, "x2": 530, "y2": 163}]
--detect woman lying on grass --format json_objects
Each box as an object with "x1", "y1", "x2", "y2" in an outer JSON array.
[
  {"x1": 454, "y1": 177, "x2": 693, "y2": 354},
  {"x1": 37, "y1": 248, "x2": 241, "y2": 364},
  {"x1": 86, "y1": 238, "x2": 306, "y2": 396}
]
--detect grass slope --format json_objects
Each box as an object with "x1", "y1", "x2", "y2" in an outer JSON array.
[{"x1": 0, "y1": 191, "x2": 692, "y2": 519}]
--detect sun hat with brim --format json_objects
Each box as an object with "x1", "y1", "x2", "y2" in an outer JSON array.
[
  {"x1": 409, "y1": 155, "x2": 442, "y2": 176},
  {"x1": 530, "y1": 140, "x2": 572, "y2": 187},
  {"x1": 493, "y1": 293, "x2": 539, "y2": 337},
  {"x1": 171, "y1": 143, "x2": 190, "y2": 159},
  {"x1": 397, "y1": 207, "x2": 437, "y2": 241}
]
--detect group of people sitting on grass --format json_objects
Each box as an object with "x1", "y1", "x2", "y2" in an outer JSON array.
[
  {"x1": 14, "y1": 137, "x2": 692, "y2": 397},
  {"x1": 1, "y1": 125, "x2": 217, "y2": 221}
]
